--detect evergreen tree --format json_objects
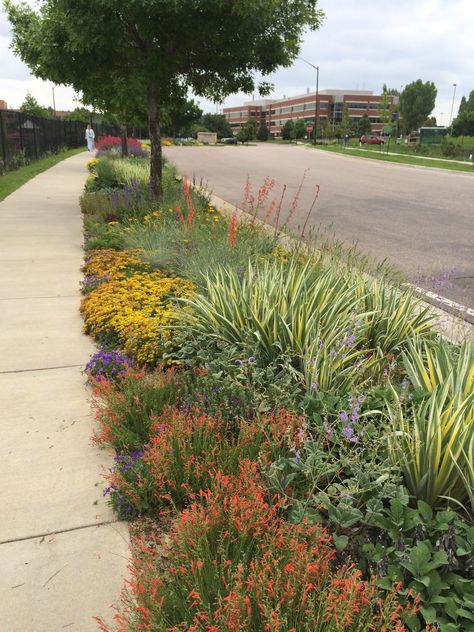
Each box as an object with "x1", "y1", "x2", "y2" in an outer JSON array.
[
  {"x1": 256, "y1": 120, "x2": 269, "y2": 141},
  {"x1": 357, "y1": 114, "x2": 372, "y2": 136},
  {"x1": 20, "y1": 92, "x2": 49, "y2": 117},
  {"x1": 281, "y1": 119, "x2": 294, "y2": 140}
]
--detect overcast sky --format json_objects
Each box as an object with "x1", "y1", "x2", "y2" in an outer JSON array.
[{"x1": 1, "y1": 0, "x2": 473, "y2": 125}]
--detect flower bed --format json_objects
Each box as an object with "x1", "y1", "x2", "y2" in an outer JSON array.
[{"x1": 82, "y1": 154, "x2": 474, "y2": 632}]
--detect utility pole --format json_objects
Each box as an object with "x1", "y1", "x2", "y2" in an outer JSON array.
[
  {"x1": 298, "y1": 58, "x2": 319, "y2": 145},
  {"x1": 449, "y1": 83, "x2": 457, "y2": 134},
  {"x1": 52, "y1": 85, "x2": 56, "y2": 116}
]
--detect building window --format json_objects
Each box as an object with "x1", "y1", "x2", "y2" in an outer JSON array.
[{"x1": 346, "y1": 102, "x2": 369, "y2": 109}]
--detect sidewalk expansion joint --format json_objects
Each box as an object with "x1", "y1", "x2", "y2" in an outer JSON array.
[
  {"x1": 0, "y1": 364, "x2": 83, "y2": 375},
  {"x1": 0, "y1": 294, "x2": 80, "y2": 301},
  {"x1": 0, "y1": 519, "x2": 121, "y2": 546}
]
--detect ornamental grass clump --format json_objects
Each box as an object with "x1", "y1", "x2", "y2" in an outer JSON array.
[
  {"x1": 96, "y1": 463, "x2": 418, "y2": 632},
  {"x1": 121, "y1": 204, "x2": 277, "y2": 287},
  {"x1": 80, "y1": 270, "x2": 194, "y2": 364}
]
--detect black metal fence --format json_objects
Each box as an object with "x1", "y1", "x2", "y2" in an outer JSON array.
[{"x1": 0, "y1": 110, "x2": 121, "y2": 173}]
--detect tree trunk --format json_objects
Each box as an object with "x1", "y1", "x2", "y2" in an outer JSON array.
[
  {"x1": 148, "y1": 84, "x2": 163, "y2": 200},
  {"x1": 121, "y1": 124, "x2": 128, "y2": 157}
]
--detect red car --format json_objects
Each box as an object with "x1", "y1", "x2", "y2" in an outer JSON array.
[{"x1": 359, "y1": 135, "x2": 384, "y2": 145}]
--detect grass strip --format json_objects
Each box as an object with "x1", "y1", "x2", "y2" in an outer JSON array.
[
  {"x1": 309, "y1": 144, "x2": 474, "y2": 173},
  {"x1": 0, "y1": 147, "x2": 86, "y2": 201}
]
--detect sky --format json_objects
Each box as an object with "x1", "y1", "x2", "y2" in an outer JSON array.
[{"x1": 1, "y1": 0, "x2": 473, "y2": 126}]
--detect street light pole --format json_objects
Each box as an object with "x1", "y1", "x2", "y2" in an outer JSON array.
[
  {"x1": 448, "y1": 83, "x2": 457, "y2": 134},
  {"x1": 52, "y1": 86, "x2": 56, "y2": 116},
  {"x1": 298, "y1": 58, "x2": 319, "y2": 144}
]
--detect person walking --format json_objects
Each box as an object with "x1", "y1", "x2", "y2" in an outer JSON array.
[{"x1": 85, "y1": 124, "x2": 95, "y2": 152}]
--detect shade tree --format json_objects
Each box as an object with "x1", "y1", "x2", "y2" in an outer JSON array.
[
  {"x1": 399, "y1": 80, "x2": 437, "y2": 133},
  {"x1": 6, "y1": 0, "x2": 323, "y2": 198}
]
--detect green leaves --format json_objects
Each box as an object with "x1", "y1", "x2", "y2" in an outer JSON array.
[
  {"x1": 389, "y1": 338, "x2": 474, "y2": 515},
  {"x1": 399, "y1": 541, "x2": 447, "y2": 580}
]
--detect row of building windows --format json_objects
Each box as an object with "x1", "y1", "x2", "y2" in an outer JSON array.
[
  {"x1": 345, "y1": 102, "x2": 388, "y2": 110},
  {"x1": 231, "y1": 115, "x2": 381, "y2": 129}
]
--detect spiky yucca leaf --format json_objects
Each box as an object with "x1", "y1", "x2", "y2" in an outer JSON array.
[
  {"x1": 403, "y1": 338, "x2": 473, "y2": 402},
  {"x1": 362, "y1": 280, "x2": 435, "y2": 353},
  {"x1": 389, "y1": 382, "x2": 474, "y2": 512}
]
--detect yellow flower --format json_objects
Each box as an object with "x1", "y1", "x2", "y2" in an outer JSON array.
[
  {"x1": 80, "y1": 270, "x2": 195, "y2": 365},
  {"x1": 82, "y1": 249, "x2": 149, "y2": 282},
  {"x1": 144, "y1": 215, "x2": 150, "y2": 221}
]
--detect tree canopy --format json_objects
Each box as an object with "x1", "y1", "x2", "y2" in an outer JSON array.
[
  {"x1": 237, "y1": 118, "x2": 257, "y2": 144},
  {"x1": 281, "y1": 120, "x2": 294, "y2": 141},
  {"x1": 399, "y1": 80, "x2": 437, "y2": 133},
  {"x1": 452, "y1": 90, "x2": 474, "y2": 136},
  {"x1": 19, "y1": 92, "x2": 49, "y2": 117},
  {"x1": 199, "y1": 114, "x2": 233, "y2": 139},
  {"x1": 357, "y1": 113, "x2": 372, "y2": 136},
  {"x1": 6, "y1": 0, "x2": 323, "y2": 196}
]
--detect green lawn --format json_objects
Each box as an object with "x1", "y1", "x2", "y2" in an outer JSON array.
[
  {"x1": 310, "y1": 143, "x2": 474, "y2": 173},
  {"x1": 0, "y1": 147, "x2": 86, "y2": 201}
]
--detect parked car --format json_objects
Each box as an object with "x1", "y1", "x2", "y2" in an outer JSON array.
[
  {"x1": 220, "y1": 137, "x2": 237, "y2": 145},
  {"x1": 359, "y1": 135, "x2": 384, "y2": 145}
]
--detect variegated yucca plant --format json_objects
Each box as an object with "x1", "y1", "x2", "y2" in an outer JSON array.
[
  {"x1": 390, "y1": 339, "x2": 474, "y2": 515},
  {"x1": 360, "y1": 279, "x2": 436, "y2": 354},
  {"x1": 180, "y1": 259, "x2": 380, "y2": 393}
]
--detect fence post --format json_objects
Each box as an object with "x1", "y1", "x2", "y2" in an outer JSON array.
[{"x1": 0, "y1": 110, "x2": 7, "y2": 170}]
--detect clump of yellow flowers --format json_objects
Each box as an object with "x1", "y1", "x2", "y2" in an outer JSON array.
[
  {"x1": 83, "y1": 249, "x2": 149, "y2": 282},
  {"x1": 87, "y1": 158, "x2": 100, "y2": 172},
  {"x1": 81, "y1": 249, "x2": 195, "y2": 364}
]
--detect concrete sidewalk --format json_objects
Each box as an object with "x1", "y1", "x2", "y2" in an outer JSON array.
[{"x1": 0, "y1": 152, "x2": 128, "y2": 631}]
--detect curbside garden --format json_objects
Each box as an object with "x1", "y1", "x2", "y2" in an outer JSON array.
[{"x1": 81, "y1": 136, "x2": 473, "y2": 632}]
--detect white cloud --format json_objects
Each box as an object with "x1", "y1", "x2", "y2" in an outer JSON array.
[{"x1": 1, "y1": 0, "x2": 473, "y2": 122}]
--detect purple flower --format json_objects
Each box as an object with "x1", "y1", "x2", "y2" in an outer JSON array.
[
  {"x1": 323, "y1": 421, "x2": 333, "y2": 437},
  {"x1": 347, "y1": 335, "x2": 356, "y2": 347},
  {"x1": 290, "y1": 444, "x2": 301, "y2": 465},
  {"x1": 85, "y1": 348, "x2": 133, "y2": 382},
  {"x1": 248, "y1": 356, "x2": 255, "y2": 364},
  {"x1": 340, "y1": 410, "x2": 349, "y2": 423},
  {"x1": 342, "y1": 426, "x2": 358, "y2": 443}
]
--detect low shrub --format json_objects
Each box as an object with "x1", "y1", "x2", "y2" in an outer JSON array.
[{"x1": 321, "y1": 493, "x2": 474, "y2": 631}]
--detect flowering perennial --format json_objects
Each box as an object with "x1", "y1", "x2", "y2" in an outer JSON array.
[
  {"x1": 81, "y1": 271, "x2": 194, "y2": 364},
  {"x1": 96, "y1": 464, "x2": 417, "y2": 631}
]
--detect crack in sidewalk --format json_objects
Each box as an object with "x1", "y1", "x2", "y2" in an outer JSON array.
[
  {"x1": 0, "y1": 519, "x2": 121, "y2": 546},
  {"x1": 0, "y1": 364, "x2": 83, "y2": 375}
]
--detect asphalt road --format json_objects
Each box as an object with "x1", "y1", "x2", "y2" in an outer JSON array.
[{"x1": 164, "y1": 144, "x2": 474, "y2": 309}]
